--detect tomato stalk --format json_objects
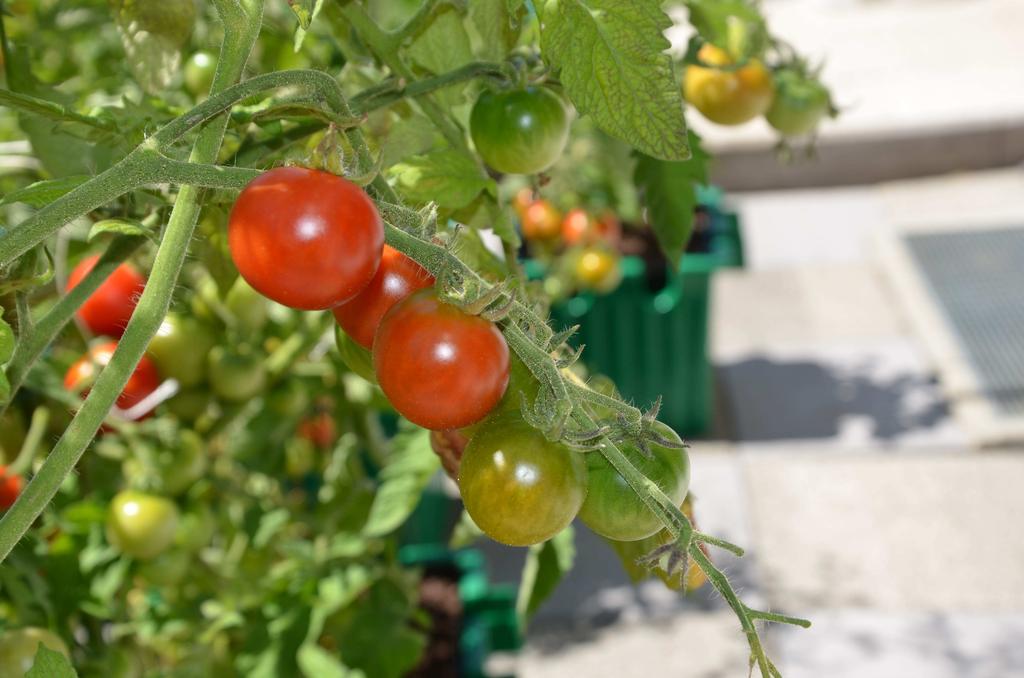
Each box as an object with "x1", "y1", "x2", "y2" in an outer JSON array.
[{"x1": 0, "y1": 0, "x2": 265, "y2": 563}]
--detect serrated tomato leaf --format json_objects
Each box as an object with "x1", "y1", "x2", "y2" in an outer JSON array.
[
  {"x1": 539, "y1": 0, "x2": 689, "y2": 161},
  {"x1": 633, "y1": 131, "x2": 708, "y2": 267}
]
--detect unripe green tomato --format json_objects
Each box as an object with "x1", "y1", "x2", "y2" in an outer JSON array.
[
  {"x1": 106, "y1": 491, "x2": 179, "y2": 560},
  {"x1": 176, "y1": 507, "x2": 215, "y2": 552},
  {"x1": 189, "y1": 275, "x2": 222, "y2": 324},
  {"x1": 138, "y1": 548, "x2": 190, "y2": 587},
  {"x1": 335, "y1": 326, "x2": 377, "y2": 384},
  {"x1": 0, "y1": 627, "x2": 69, "y2": 678},
  {"x1": 459, "y1": 414, "x2": 587, "y2": 546},
  {"x1": 269, "y1": 381, "x2": 310, "y2": 418},
  {"x1": 0, "y1": 410, "x2": 26, "y2": 465},
  {"x1": 183, "y1": 51, "x2": 216, "y2": 98},
  {"x1": 470, "y1": 86, "x2": 571, "y2": 175},
  {"x1": 163, "y1": 387, "x2": 211, "y2": 421},
  {"x1": 765, "y1": 69, "x2": 832, "y2": 137},
  {"x1": 225, "y1": 277, "x2": 269, "y2": 332},
  {"x1": 578, "y1": 421, "x2": 690, "y2": 541},
  {"x1": 159, "y1": 430, "x2": 207, "y2": 496},
  {"x1": 147, "y1": 313, "x2": 216, "y2": 387},
  {"x1": 207, "y1": 345, "x2": 267, "y2": 402}
]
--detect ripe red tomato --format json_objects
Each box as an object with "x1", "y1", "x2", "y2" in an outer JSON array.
[
  {"x1": 64, "y1": 341, "x2": 162, "y2": 418},
  {"x1": 332, "y1": 245, "x2": 435, "y2": 349},
  {"x1": 66, "y1": 254, "x2": 146, "y2": 337},
  {"x1": 521, "y1": 199, "x2": 562, "y2": 242},
  {"x1": 470, "y1": 86, "x2": 570, "y2": 175},
  {"x1": 373, "y1": 290, "x2": 510, "y2": 430},
  {"x1": 298, "y1": 412, "x2": 337, "y2": 449},
  {"x1": 0, "y1": 467, "x2": 23, "y2": 510},
  {"x1": 459, "y1": 414, "x2": 587, "y2": 546},
  {"x1": 578, "y1": 421, "x2": 690, "y2": 541},
  {"x1": 228, "y1": 167, "x2": 384, "y2": 310},
  {"x1": 561, "y1": 208, "x2": 597, "y2": 246}
]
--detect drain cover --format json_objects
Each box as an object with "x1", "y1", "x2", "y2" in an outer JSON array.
[{"x1": 904, "y1": 228, "x2": 1024, "y2": 416}]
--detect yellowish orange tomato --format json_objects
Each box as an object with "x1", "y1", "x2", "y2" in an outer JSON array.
[{"x1": 684, "y1": 44, "x2": 774, "y2": 126}]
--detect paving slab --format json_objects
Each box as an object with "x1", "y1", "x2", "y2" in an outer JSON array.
[
  {"x1": 716, "y1": 342, "x2": 966, "y2": 448},
  {"x1": 772, "y1": 610, "x2": 1024, "y2": 678},
  {"x1": 518, "y1": 610, "x2": 751, "y2": 678},
  {"x1": 743, "y1": 451, "x2": 1024, "y2": 611}
]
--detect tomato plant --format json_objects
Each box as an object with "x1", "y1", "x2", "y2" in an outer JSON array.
[
  {"x1": 579, "y1": 421, "x2": 690, "y2": 541},
  {"x1": 684, "y1": 44, "x2": 775, "y2": 126},
  {"x1": 66, "y1": 255, "x2": 146, "y2": 338},
  {"x1": 64, "y1": 342, "x2": 162, "y2": 417},
  {"x1": 459, "y1": 414, "x2": 587, "y2": 546},
  {"x1": 373, "y1": 290, "x2": 510, "y2": 430},
  {"x1": 105, "y1": 490, "x2": 180, "y2": 560},
  {"x1": 470, "y1": 86, "x2": 571, "y2": 175},
  {"x1": 0, "y1": 0, "x2": 826, "y2": 673},
  {"x1": 228, "y1": 167, "x2": 384, "y2": 310},
  {"x1": 333, "y1": 244, "x2": 435, "y2": 349}
]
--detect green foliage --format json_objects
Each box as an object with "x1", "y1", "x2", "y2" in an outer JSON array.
[
  {"x1": 539, "y1": 0, "x2": 690, "y2": 161},
  {"x1": 363, "y1": 424, "x2": 440, "y2": 537},
  {"x1": 27, "y1": 646, "x2": 78, "y2": 678},
  {"x1": 390, "y1": 147, "x2": 493, "y2": 209},
  {"x1": 0, "y1": 177, "x2": 89, "y2": 209},
  {"x1": 515, "y1": 526, "x2": 576, "y2": 626},
  {"x1": 633, "y1": 131, "x2": 709, "y2": 266},
  {"x1": 0, "y1": 311, "x2": 13, "y2": 405}
]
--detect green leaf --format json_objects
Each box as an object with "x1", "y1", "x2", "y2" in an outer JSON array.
[
  {"x1": 88, "y1": 218, "x2": 154, "y2": 242},
  {"x1": 389, "y1": 148, "x2": 490, "y2": 210},
  {"x1": 633, "y1": 131, "x2": 708, "y2": 267},
  {"x1": 407, "y1": 6, "x2": 474, "y2": 107},
  {"x1": 292, "y1": 0, "x2": 327, "y2": 51},
  {"x1": 298, "y1": 643, "x2": 362, "y2": 678},
  {"x1": 453, "y1": 195, "x2": 521, "y2": 247},
  {"x1": 516, "y1": 526, "x2": 575, "y2": 627},
  {"x1": 361, "y1": 425, "x2": 439, "y2": 537},
  {"x1": 539, "y1": 0, "x2": 690, "y2": 161},
  {"x1": 408, "y1": 6, "x2": 474, "y2": 76},
  {"x1": 448, "y1": 509, "x2": 484, "y2": 549},
  {"x1": 469, "y1": 0, "x2": 525, "y2": 61},
  {"x1": 0, "y1": 309, "x2": 13, "y2": 365},
  {"x1": 26, "y1": 646, "x2": 78, "y2": 678},
  {"x1": 0, "y1": 176, "x2": 90, "y2": 208},
  {"x1": 253, "y1": 508, "x2": 291, "y2": 548},
  {"x1": 686, "y1": 0, "x2": 767, "y2": 59},
  {"x1": 381, "y1": 115, "x2": 439, "y2": 168}
]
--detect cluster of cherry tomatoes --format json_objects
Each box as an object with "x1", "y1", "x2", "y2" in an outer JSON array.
[
  {"x1": 227, "y1": 166, "x2": 692, "y2": 548},
  {"x1": 513, "y1": 188, "x2": 625, "y2": 298},
  {"x1": 684, "y1": 44, "x2": 833, "y2": 135}
]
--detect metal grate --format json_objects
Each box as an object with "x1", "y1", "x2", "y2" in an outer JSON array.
[{"x1": 905, "y1": 228, "x2": 1024, "y2": 415}]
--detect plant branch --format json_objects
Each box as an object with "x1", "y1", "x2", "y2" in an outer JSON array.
[{"x1": 350, "y1": 61, "x2": 510, "y2": 115}]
